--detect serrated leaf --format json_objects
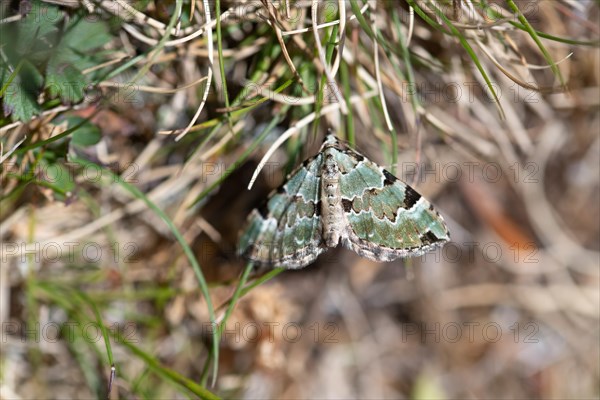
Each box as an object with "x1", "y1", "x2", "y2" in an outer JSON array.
[
  {"x1": 42, "y1": 18, "x2": 110, "y2": 103},
  {"x1": 1, "y1": 61, "x2": 43, "y2": 121},
  {"x1": 16, "y1": 0, "x2": 62, "y2": 54},
  {"x1": 63, "y1": 19, "x2": 111, "y2": 53},
  {"x1": 68, "y1": 117, "x2": 101, "y2": 147},
  {"x1": 45, "y1": 51, "x2": 85, "y2": 102},
  {"x1": 19, "y1": 59, "x2": 45, "y2": 91}
]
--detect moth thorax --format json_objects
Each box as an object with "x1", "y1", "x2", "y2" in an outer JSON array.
[
  {"x1": 321, "y1": 158, "x2": 345, "y2": 247},
  {"x1": 323, "y1": 156, "x2": 338, "y2": 177}
]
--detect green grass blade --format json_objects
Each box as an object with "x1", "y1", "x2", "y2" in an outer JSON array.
[
  {"x1": 33, "y1": 282, "x2": 116, "y2": 396},
  {"x1": 508, "y1": 24, "x2": 600, "y2": 46},
  {"x1": 480, "y1": 5, "x2": 599, "y2": 46},
  {"x1": 16, "y1": 115, "x2": 95, "y2": 154},
  {"x1": 74, "y1": 290, "x2": 115, "y2": 368},
  {"x1": 131, "y1": 1, "x2": 183, "y2": 84},
  {"x1": 349, "y1": 0, "x2": 376, "y2": 39},
  {"x1": 402, "y1": 1, "x2": 449, "y2": 34},
  {"x1": 313, "y1": 24, "x2": 340, "y2": 138},
  {"x1": 217, "y1": 263, "x2": 254, "y2": 338},
  {"x1": 240, "y1": 267, "x2": 286, "y2": 297},
  {"x1": 201, "y1": 262, "x2": 254, "y2": 383},
  {"x1": 69, "y1": 157, "x2": 220, "y2": 386},
  {"x1": 392, "y1": 9, "x2": 421, "y2": 118},
  {"x1": 506, "y1": 0, "x2": 566, "y2": 87},
  {"x1": 420, "y1": 0, "x2": 505, "y2": 119},
  {"x1": 0, "y1": 59, "x2": 25, "y2": 97},
  {"x1": 340, "y1": 60, "x2": 355, "y2": 144},
  {"x1": 215, "y1": 0, "x2": 231, "y2": 124},
  {"x1": 121, "y1": 340, "x2": 221, "y2": 400}
]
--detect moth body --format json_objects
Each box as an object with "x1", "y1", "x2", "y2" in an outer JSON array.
[
  {"x1": 321, "y1": 149, "x2": 347, "y2": 248},
  {"x1": 239, "y1": 134, "x2": 450, "y2": 269}
]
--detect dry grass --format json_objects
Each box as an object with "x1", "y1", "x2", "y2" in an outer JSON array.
[{"x1": 1, "y1": 0, "x2": 599, "y2": 399}]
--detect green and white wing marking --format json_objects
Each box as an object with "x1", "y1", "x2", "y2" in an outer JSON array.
[
  {"x1": 238, "y1": 154, "x2": 325, "y2": 268},
  {"x1": 239, "y1": 134, "x2": 450, "y2": 269},
  {"x1": 331, "y1": 143, "x2": 450, "y2": 261}
]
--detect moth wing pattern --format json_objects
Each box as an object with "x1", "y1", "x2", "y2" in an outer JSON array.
[
  {"x1": 330, "y1": 141, "x2": 450, "y2": 261},
  {"x1": 239, "y1": 153, "x2": 325, "y2": 268},
  {"x1": 239, "y1": 134, "x2": 451, "y2": 269}
]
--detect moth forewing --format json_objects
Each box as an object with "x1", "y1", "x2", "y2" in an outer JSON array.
[{"x1": 239, "y1": 134, "x2": 450, "y2": 269}]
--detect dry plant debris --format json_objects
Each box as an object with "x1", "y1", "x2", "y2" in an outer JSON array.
[{"x1": 0, "y1": 1, "x2": 598, "y2": 399}]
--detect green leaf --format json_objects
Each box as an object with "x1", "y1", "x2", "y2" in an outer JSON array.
[
  {"x1": 45, "y1": 50, "x2": 86, "y2": 102},
  {"x1": 1, "y1": 4, "x2": 111, "y2": 119},
  {"x1": 1, "y1": 61, "x2": 43, "y2": 121},
  {"x1": 71, "y1": 131, "x2": 101, "y2": 149},
  {"x1": 43, "y1": 17, "x2": 111, "y2": 103},
  {"x1": 63, "y1": 19, "x2": 111, "y2": 53},
  {"x1": 69, "y1": 117, "x2": 102, "y2": 147},
  {"x1": 40, "y1": 160, "x2": 75, "y2": 195},
  {"x1": 16, "y1": 1, "x2": 62, "y2": 54}
]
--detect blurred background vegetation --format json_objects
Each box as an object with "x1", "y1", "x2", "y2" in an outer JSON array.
[{"x1": 1, "y1": 0, "x2": 598, "y2": 399}]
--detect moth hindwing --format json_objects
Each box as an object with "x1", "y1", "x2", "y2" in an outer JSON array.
[{"x1": 239, "y1": 134, "x2": 450, "y2": 269}]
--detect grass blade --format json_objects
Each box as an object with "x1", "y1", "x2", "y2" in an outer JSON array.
[
  {"x1": 69, "y1": 157, "x2": 220, "y2": 386},
  {"x1": 506, "y1": 0, "x2": 566, "y2": 87}
]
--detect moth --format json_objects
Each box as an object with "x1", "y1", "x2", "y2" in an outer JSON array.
[{"x1": 239, "y1": 134, "x2": 450, "y2": 269}]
